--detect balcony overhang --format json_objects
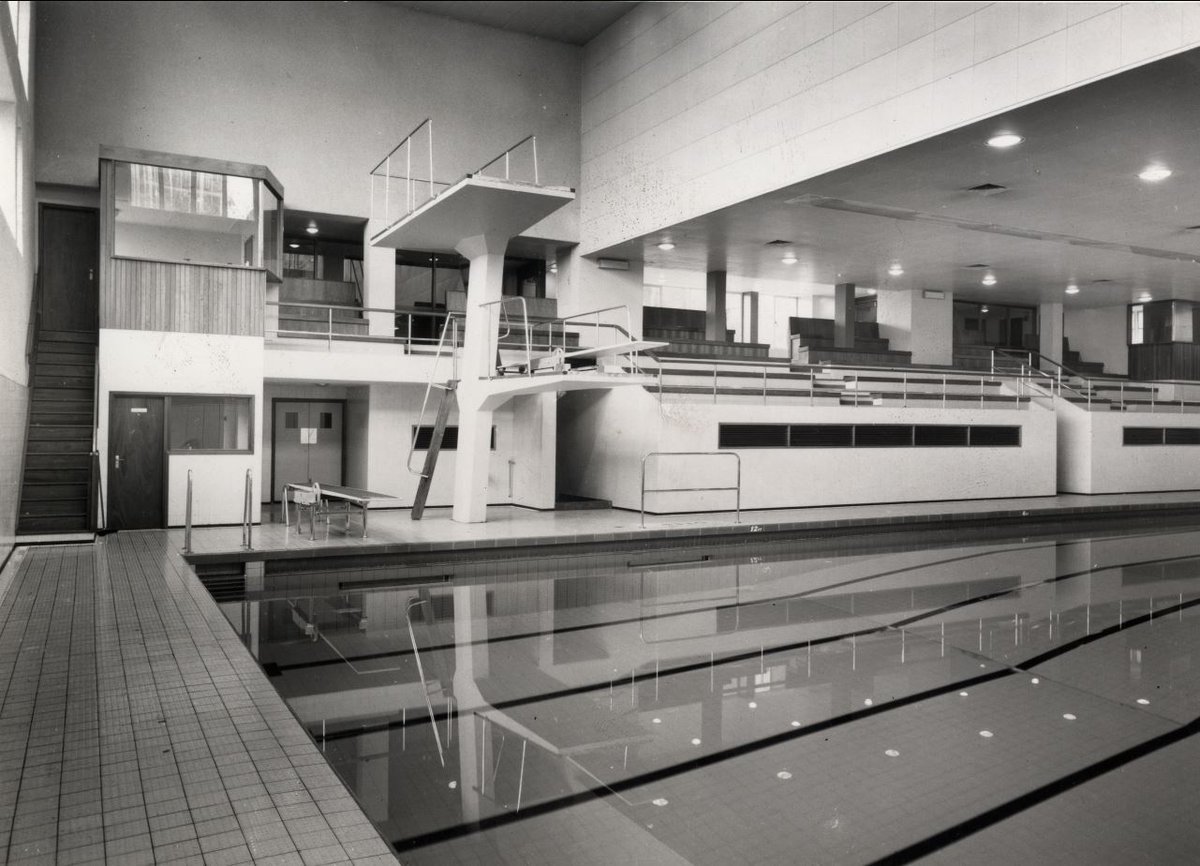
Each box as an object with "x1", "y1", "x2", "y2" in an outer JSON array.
[{"x1": 370, "y1": 175, "x2": 575, "y2": 253}]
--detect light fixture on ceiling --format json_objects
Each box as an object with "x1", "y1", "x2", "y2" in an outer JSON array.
[
  {"x1": 864, "y1": 288, "x2": 877, "y2": 295},
  {"x1": 1065, "y1": 284, "x2": 1079, "y2": 295},
  {"x1": 981, "y1": 305, "x2": 990, "y2": 313},
  {"x1": 781, "y1": 254, "x2": 798, "y2": 265},
  {"x1": 888, "y1": 263, "x2": 904, "y2": 276},
  {"x1": 1137, "y1": 292, "x2": 1152, "y2": 302},
  {"x1": 987, "y1": 132, "x2": 1024, "y2": 149},
  {"x1": 306, "y1": 220, "x2": 319, "y2": 235},
  {"x1": 288, "y1": 242, "x2": 300, "y2": 249},
  {"x1": 657, "y1": 241, "x2": 675, "y2": 251},
  {"x1": 982, "y1": 274, "x2": 997, "y2": 286},
  {"x1": 1138, "y1": 164, "x2": 1172, "y2": 182}
]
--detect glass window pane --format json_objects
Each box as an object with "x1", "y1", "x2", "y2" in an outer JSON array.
[
  {"x1": 225, "y1": 176, "x2": 255, "y2": 221},
  {"x1": 196, "y1": 172, "x2": 224, "y2": 216},
  {"x1": 168, "y1": 397, "x2": 253, "y2": 452}
]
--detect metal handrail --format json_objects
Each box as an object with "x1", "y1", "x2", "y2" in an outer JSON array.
[
  {"x1": 407, "y1": 314, "x2": 460, "y2": 475},
  {"x1": 641, "y1": 451, "x2": 741, "y2": 527},
  {"x1": 479, "y1": 297, "x2": 532, "y2": 377},
  {"x1": 370, "y1": 118, "x2": 437, "y2": 229},
  {"x1": 241, "y1": 469, "x2": 253, "y2": 550},
  {"x1": 405, "y1": 599, "x2": 446, "y2": 767},
  {"x1": 474, "y1": 133, "x2": 539, "y2": 185},
  {"x1": 183, "y1": 469, "x2": 193, "y2": 553}
]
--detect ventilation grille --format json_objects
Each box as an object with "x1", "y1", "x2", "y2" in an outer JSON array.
[{"x1": 967, "y1": 183, "x2": 1008, "y2": 195}]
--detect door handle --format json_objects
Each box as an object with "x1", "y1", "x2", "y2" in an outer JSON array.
[{"x1": 114, "y1": 454, "x2": 123, "y2": 469}]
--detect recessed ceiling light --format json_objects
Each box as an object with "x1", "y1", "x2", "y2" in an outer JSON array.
[
  {"x1": 980, "y1": 305, "x2": 990, "y2": 314},
  {"x1": 1138, "y1": 293, "x2": 1152, "y2": 303},
  {"x1": 987, "y1": 132, "x2": 1024, "y2": 148},
  {"x1": 982, "y1": 274, "x2": 997, "y2": 286},
  {"x1": 781, "y1": 255, "x2": 798, "y2": 265},
  {"x1": 1065, "y1": 284, "x2": 1079, "y2": 294},
  {"x1": 888, "y1": 263, "x2": 904, "y2": 276},
  {"x1": 288, "y1": 242, "x2": 300, "y2": 249},
  {"x1": 306, "y1": 221, "x2": 319, "y2": 235},
  {"x1": 657, "y1": 241, "x2": 675, "y2": 251},
  {"x1": 864, "y1": 288, "x2": 877, "y2": 295},
  {"x1": 1139, "y1": 165, "x2": 1172, "y2": 182}
]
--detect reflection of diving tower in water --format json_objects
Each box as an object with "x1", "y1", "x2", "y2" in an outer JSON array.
[{"x1": 370, "y1": 121, "x2": 663, "y2": 523}]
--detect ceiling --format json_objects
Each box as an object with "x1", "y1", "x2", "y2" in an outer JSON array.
[
  {"x1": 605, "y1": 48, "x2": 1200, "y2": 310},
  {"x1": 390, "y1": 1, "x2": 639, "y2": 45}
]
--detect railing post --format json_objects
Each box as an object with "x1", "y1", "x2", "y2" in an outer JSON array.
[
  {"x1": 241, "y1": 469, "x2": 253, "y2": 550},
  {"x1": 810, "y1": 369, "x2": 814, "y2": 407},
  {"x1": 734, "y1": 454, "x2": 741, "y2": 525},
  {"x1": 763, "y1": 367, "x2": 767, "y2": 404},
  {"x1": 532, "y1": 136, "x2": 539, "y2": 185},
  {"x1": 942, "y1": 376, "x2": 947, "y2": 409},
  {"x1": 385, "y1": 154, "x2": 391, "y2": 226},
  {"x1": 990, "y1": 348, "x2": 995, "y2": 375},
  {"x1": 640, "y1": 455, "x2": 648, "y2": 528},
  {"x1": 407, "y1": 137, "x2": 413, "y2": 214},
  {"x1": 183, "y1": 469, "x2": 193, "y2": 554},
  {"x1": 980, "y1": 376, "x2": 984, "y2": 408},
  {"x1": 713, "y1": 364, "x2": 718, "y2": 403},
  {"x1": 902, "y1": 373, "x2": 907, "y2": 408},
  {"x1": 428, "y1": 120, "x2": 434, "y2": 202},
  {"x1": 328, "y1": 307, "x2": 333, "y2": 350}
]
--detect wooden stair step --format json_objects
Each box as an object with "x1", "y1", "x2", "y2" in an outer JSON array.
[
  {"x1": 37, "y1": 329, "x2": 97, "y2": 343},
  {"x1": 23, "y1": 453, "x2": 92, "y2": 471},
  {"x1": 17, "y1": 514, "x2": 90, "y2": 534},
  {"x1": 24, "y1": 467, "x2": 91, "y2": 484},
  {"x1": 21, "y1": 498, "x2": 88, "y2": 517},
  {"x1": 20, "y1": 482, "x2": 90, "y2": 500}
]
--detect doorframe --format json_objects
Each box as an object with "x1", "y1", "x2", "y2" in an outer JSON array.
[
  {"x1": 37, "y1": 202, "x2": 101, "y2": 332},
  {"x1": 107, "y1": 392, "x2": 168, "y2": 530},
  {"x1": 270, "y1": 397, "x2": 348, "y2": 502}
]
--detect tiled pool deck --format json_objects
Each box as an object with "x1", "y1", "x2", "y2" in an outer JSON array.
[{"x1": 4, "y1": 491, "x2": 1200, "y2": 865}]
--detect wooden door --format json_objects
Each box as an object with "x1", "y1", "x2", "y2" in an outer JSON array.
[
  {"x1": 39, "y1": 205, "x2": 99, "y2": 333},
  {"x1": 108, "y1": 395, "x2": 165, "y2": 529}
]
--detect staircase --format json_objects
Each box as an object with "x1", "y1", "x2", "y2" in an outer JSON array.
[
  {"x1": 1062, "y1": 338, "x2": 1106, "y2": 376},
  {"x1": 17, "y1": 329, "x2": 97, "y2": 534}
]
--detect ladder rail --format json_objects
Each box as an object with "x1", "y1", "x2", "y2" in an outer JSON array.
[{"x1": 406, "y1": 314, "x2": 460, "y2": 476}]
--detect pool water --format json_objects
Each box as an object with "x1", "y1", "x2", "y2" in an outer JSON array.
[{"x1": 220, "y1": 523, "x2": 1200, "y2": 864}]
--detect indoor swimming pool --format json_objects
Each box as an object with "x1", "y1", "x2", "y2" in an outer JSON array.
[{"x1": 218, "y1": 522, "x2": 1200, "y2": 864}]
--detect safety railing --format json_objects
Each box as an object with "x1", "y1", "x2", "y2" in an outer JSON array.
[
  {"x1": 183, "y1": 469, "x2": 194, "y2": 554},
  {"x1": 486, "y1": 301, "x2": 646, "y2": 377},
  {"x1": 369, "y1": 118, "x2": 454, "y2": 234},
  {"x1": 265, "y1": 300, "x2": 464, "y2": 353},
  {"x1": 652, "y1": 359, "x2": 1026, "y2": 409},
  {"x1": 241, "y1": 469, "x2": 253, "y2": 550},
  {"x1": 473, "y1": 134, "x2": 539, "y2": 186},
  {"x1": 641, "y1": 451, "x2": 741, "y2": 527},
  {"x1": 990, "y1": 347, "x2": 1200, "y2": 413},
  {"x1": 406, "y1": 314, "x2": 460, "y2": 476},
  {"x1": 481, "y1": 296, "x2": 533, "y2": 376}
]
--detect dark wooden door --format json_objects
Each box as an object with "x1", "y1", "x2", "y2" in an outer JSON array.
[
  {"x1": 39, "y1": 205, "x2": 100, "y2": 333},
  {"x1": 108, "y1": 395, "x2": 165, "y2": 530}
]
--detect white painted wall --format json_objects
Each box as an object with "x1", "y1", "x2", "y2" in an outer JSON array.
[
  {"x1": 97, "y1": 330, "x2": 264, "y2": 525},
  {"x1": 362, "y1": 383, "x2": 552, "y2": 510},
  {"x1": 34, "y1": 1, "x2": 581, "y2": 242},
  {"x1": 1065, "y1": 304, "x2": 1128, "y2": 375},
  {"x1": 1039, "y1": 302, "x2": 1064, "y2": 364},
  {"x1": 1057, "y1": 400, "x2": 1200, "y2": 493},
  {"x1": 877, "y1": 288, "x2": 954, "y2": 365},
  {"x1": 559, "y1": 386, "x2": 1057, "y2": 511},
  {"x1": 581, "y1": 1, "x2": 1200, "y2": 253}
]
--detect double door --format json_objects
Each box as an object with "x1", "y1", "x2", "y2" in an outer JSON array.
[{"x1": 272, "y1": 401, "x2": 343, "y2": 500}]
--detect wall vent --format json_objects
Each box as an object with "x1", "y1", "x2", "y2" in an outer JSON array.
[{"x1": 967, "y1": 183, "x2": 1008, "y2": 195}]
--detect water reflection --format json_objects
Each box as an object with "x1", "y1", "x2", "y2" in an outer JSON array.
[{"x1": 221, "y1": 526, "x2": 1200, "y2": 863}]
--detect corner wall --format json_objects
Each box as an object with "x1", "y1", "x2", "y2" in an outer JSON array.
[{"x1": 0, "y1": 2, "x2": 35, "y2": 564}]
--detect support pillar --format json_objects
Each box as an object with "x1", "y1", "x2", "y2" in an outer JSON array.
[
  {"x1": 705, "y1": 271, "x2": 727, "y2": 342},
  {"x1": 452, "y1": 233, "x2": 507, "y2": 523},
  {"x1": 1039, "y1": 302, "x2": 1064, "y2": 366},
  {"x1": 743, "y1": 292, "x2": 759, "y2": 343},
  {"x1": 364, "y1": 219, "x2": 397, "y2": 338},
  {"x1": 834, "y1": 282, "x2": 855, "y2": 348}
]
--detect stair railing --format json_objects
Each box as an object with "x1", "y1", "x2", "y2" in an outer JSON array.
[
  {"x1": 407, "y1": 314, "x2": 460, "y2": 476},
  {"x1": 473, "y1": 134, "x2": 539, "y2": 186},
  {"x1": 370, "y1": 118, "x2": 437, "y2": 231}
]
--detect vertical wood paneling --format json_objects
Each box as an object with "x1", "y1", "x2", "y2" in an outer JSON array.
[{"x1": 103, "y1": 259, "x2": 264, "y2": 336}]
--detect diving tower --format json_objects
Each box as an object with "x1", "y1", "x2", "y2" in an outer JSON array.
[{"x1": 369, "y1": 121, "x2": 663, "y2": 523}]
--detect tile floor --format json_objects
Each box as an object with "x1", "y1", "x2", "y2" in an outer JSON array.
[{"x1": 0, "y1": 534, "x2": 398, "y2": 865}]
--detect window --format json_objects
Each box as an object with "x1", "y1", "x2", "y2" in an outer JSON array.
[
  {"x1": 411, "y1": 426, "x2": 496, "y2": 450},
  {"x1": 1125, "y1": 427, "x2": 1200, "y2": 446},
  {"x1": 284, "y1": 412, "x2": 299, "y2": 430},
  {"x1": 718, "y1": 424, "x2": 1021, "y2": 449},
  {"x1": 319, "y1": 412, "x2": 333, "y2": 429},
  {"x1": 114, "y1": 160, "x2": 281, "y2": 278},
  {"x1": 167, "y1": 396, "x2": 253, "y2": 452}
]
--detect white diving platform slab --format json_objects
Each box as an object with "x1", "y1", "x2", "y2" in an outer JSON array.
[
  {"x1": 530, "y1": 340, "x2": 668, "y2": 371},
  {"x1": 370, "y1": 175, "x2": 576, "y2": 253},
  {"x1": 477, "y1": 371, "x2": 658, "y2": 410}
]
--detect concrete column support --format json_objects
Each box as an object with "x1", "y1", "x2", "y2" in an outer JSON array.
[
  {"x1": 364, "y1": 219, "x2": 397, "y2": 338},
  {"x1": 1040, "y1": 302, "x2": 1065, "y2": 366},
  {"x1": 834, "y1": 283, "x2": 855, "y2": 348},
  {"x1": 452, "y1": 233, "x2": 508, "y2": 523},
  {"x1": 705, "y1": 271, "x2": 727, "y2": 341}
]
